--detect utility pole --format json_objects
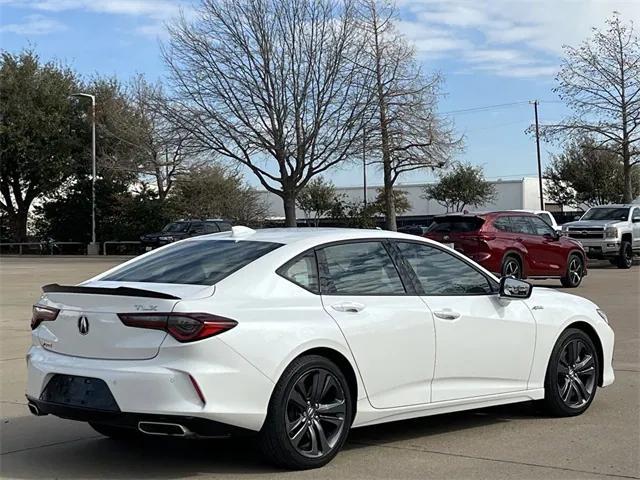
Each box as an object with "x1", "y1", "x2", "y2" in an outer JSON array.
[{"x1": 532, "y1": 100, "x2": 544, "y2": 210}]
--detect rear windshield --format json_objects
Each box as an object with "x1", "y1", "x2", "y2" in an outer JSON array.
[
  {"x1": 103, "y1": 240, "x2": 282, "y2": 285},
  {"x1": 427, "y1": 217, "x2": 484, "y2": 233}
]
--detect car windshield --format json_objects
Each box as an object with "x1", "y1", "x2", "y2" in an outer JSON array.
[
  {"x1": 427, "y1": 217, "x2": 484, "y2": 233},
  {"x1": 102, "y1": 240, "x2": 282, "y2": 285},
  {"x1": 162, "y1": 222, "x2": 190, "y2": 233},
  {"x1": 581, "y1": 208, "x2": 630, "y2": 221}
]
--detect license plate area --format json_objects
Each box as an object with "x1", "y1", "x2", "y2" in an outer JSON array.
[{"x1": 40, "y1": 374, "x2": 120, "y2": 412}]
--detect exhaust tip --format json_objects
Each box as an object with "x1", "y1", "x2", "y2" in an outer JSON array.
[
  {"x1": 28, "y1": 402, "x2": 44, "y2": 416},
  {"x1": 138, "y1": 421, "x2": 188, "y2": 436}
]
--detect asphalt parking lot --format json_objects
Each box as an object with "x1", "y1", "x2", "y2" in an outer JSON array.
[{"x1": 0, "y1": 256, "x2": 638, "y2": 480}]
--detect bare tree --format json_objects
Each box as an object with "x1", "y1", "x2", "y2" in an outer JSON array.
[
  {"x1": 163, "y1": 0, "x2": 374, "y2": 226},
  {"x1": 541, "y1": 14, "x2": 640, "y2": 203},
  {"x1": 124, "y1": 76, "x2": 203, "y2": 201},
  {"x1": 358, "y1": 0, "x2": 459, "y2": 230}
]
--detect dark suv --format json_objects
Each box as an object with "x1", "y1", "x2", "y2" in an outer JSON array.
[
  {"x1": 140, "y1": 219, "x2": 233, "y2": 250},
  {"x1": 423, "y1": 211, "x2": 587, "y2": 287}
]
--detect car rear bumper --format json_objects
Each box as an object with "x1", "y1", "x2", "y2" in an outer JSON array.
[
  {"x1": 26, "y1": 339, "x2": 275, "y2": 432},
  {"x1": 25, "y1": 395, "x2": 252, "y2": 437}
]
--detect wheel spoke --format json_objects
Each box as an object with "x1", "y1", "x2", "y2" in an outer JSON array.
[
  {"x1": 566, "y1": 340, "x2": 576, "y2": 364},
  {"x1": 557, "y1": 362, "x2": 569, "y2": 375},
  {"x1": 289, "y1": 419, "x2": 307, "y2": 447},
  {"x1": 318, "y1": 414, "x2": 344, "y2": 427},
  {"x1": 308, "y1": 424, "x2": 319, "y2": 456},
  {"x1": 313, "y1": 419, "x2": 331, "y2": 453},
  {"x1": 289, "y1": 388, "x2": 308, "y2": 409},
  {"x1": 574, "y1": 354, "x2": 593, "y2": 373},
  {"x1": 317, "y1": 399, "x2": 346, "y2": 415},
  {"x1": 310, "y1": 370, "x2": 328, "y2": 403},
  {"x1": 560, "y1": 379, "x2": 572, "y2": 402},
  {"x1": 572, "y1": 376, "x2": 588, "y2": 404}
]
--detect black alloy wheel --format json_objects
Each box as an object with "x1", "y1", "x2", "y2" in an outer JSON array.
[
  {"x1": 542, "y1": 328, "x2": 599, "y2": 416},
  {"x1": 259, "y1": 355, "x2": 353, "y2": 469},
  {"x1": 502, "y1": 256, "x2": 522, "y2": 279}
]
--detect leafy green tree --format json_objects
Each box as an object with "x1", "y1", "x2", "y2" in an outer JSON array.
[
  {"x1": 171, "y1": 164, "x2": 268, "y2": 226},
  {"x1": 423, "y1": 163, "x2": 496, "y2": 212},
  {"x1": 0, "y1": 50, "x2": 83, "y2": 241},
  {"x1": 544, "y1": 138, "x2": 640, "y2": 207},
  {"x1": 297, "y1": 177, "x2": 341, "y2": 227},
  {"x1": 372, "y1": 188, "x2": 411, "y2": 216}
]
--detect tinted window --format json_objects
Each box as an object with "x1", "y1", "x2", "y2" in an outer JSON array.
[
  {"x1": 163, "y1": 222, "x2": 189, "y2": 233},
  {"x1": 537, "y1": 212, "x2": 554, "y2": 227},
  {"x1": 427, "y1": 217, "x2": 484, "y2": 233},
  {"x1": 529, "y1": 216, "x2": 555, "y2": 236},
  {"x1": 510, "y1": 216, "x2": 536, "y2": 235},
  {"x1": 203, "y1": 223, "x2": 220, "y2": 234},
  {"x1": 278, "y1": 252, "x2": 319, "y2": 293},
  {"x1": 103, "y1": 240, "x2": 281, "y2": 285},
  {"x1": 189, "y1": 222, "x2": 205, "y2": 233},
  {"x1": 218, "y1": 222, "x2": 232, "y2": 232},
  {"x1": 319, "y1": 242, "x2": 405, "y2": 295},
  {"x1": 582, "y1": 207, "x2": 630, "y2": 221},
  {"x1": 396, "y1": 242, "x2": 493, "y2": 295},
  {"x1": 493, "y1": 217, "x2": 512, "y2": 232},
  {"x1": 632, "y1": 208, "x2": 640, "y2": 221}
]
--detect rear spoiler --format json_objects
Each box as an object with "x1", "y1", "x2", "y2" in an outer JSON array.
[{"x1": 42, "y1": 284, "x2": 181, "y2": 300}]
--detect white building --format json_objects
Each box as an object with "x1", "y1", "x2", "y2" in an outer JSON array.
[{"x1": 259, "y1": 177, "x2": 546, "y2": 220}]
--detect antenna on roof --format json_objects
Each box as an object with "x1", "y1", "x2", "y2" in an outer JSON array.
[{"x1": 231, "y1": 226, "x2": 256, "y2": 237}]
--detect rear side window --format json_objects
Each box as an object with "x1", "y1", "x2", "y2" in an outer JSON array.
[
  {"x1": 103, "y1": 240, "x2": 282, "y2": 285},
  {"x1": 277, "y1": 252, "x2": 319, "y2": 293},
  {"x1": 318, "y1": 242, "x2": 405, "y2": 295},
  {"x1": 218, "y1": 222, "x2": 232, "y2": 232},
  {"x1": 203, "y1": 223, "x2": 220, "y2": 233},
  {"x1": 427, "y1": 217, "x2": 484, "y2": 233}
]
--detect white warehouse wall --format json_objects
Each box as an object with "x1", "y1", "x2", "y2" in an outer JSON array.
[{"x1": 259, "y1": 177, "x2": 545, "y2": 219}]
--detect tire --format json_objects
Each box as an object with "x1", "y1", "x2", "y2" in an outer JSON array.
[
  {"x1": 258, "y1": 355, "x2": 353, "y2": 470},
  {"x1": 501, "y1": 255, "x2": 522, "y2": 279},
  {"x1": 541, "y1": 328, "x2": 599, "y2": 417},
  {"x1": 89, "y1": 422, "x2": 141, "y2": 440},
  {"x1": 617, "y1": 241, "x2": 633, "y2": 269},
  {"x1": 560, "y1": 254, "x2": 584, "y2": 288}
]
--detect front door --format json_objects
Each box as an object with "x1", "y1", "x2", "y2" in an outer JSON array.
[
  {"x1": 393, "y1": 241, "x2": 536, "y2": 403},
  {"x1": 317, "y1": 241, "x2": 435, "y2": 409}
]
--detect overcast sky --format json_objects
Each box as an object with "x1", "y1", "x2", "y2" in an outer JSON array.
[{"x1": 1, "y1": 0, "x2": 639, "y2": 187}]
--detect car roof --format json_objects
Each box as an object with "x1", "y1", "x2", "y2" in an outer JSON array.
[
  {"x1": 188, "y1": 227, "x2": 427, "y2": 246},
  {"x1": 588, "y1": 204, "x2": 634, "y2": 208}
]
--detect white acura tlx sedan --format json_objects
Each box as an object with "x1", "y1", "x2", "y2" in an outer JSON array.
[{"x1": 27, "y1": 227, "x2": 615, "y2": 469}]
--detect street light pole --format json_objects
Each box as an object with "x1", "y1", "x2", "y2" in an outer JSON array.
[{"x1": 71, "y1": 93, "x2": 98, "y2": 254}]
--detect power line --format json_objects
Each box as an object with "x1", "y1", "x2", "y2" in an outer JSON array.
[{"x1": 439, "y1": 99, "x2": 563, "y2": 117}]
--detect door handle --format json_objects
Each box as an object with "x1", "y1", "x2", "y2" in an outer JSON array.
[
  {"x1": 433, "y1": 310, "x2": 461, "y2": 320},
  {"x1": 331, "y1": 302, "x2": 365, "y2": 313}
]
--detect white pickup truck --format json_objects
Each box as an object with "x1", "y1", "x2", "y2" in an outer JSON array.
[{"x1": 561, "y1": 204, "x2": 640, "y2": 268}]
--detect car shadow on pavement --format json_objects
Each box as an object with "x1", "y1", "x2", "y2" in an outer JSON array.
[{"x1": 1, "y1": 403, "x2": 542, "y2": 479}]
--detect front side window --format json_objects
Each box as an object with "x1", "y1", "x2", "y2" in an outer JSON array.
[
  {"x1": 509, "y1": 216, "x2": 536, "y2": 235},
  {"x1": 493, "y1": 217, "x2": 512, "y2": 232},
  {"x1": 632, "y1": 208, "x2": 640, "y2": 221},
  {"x1": 319, "y1": 242, "x2": 405, "y2": 295},
  {"x1": 203, "y1": 223, "x2": 220, "y2": 234},
  {"x1": 278, "y1": 252, "x2": 319, "y2": 293},
  {"x1": 103, "y1": 240, "x2": 282, "y2": 285},
  {"x1": 529, "y1": 216, "x2": 555, "y2": 236},
  {"x1": 396, "y1": 242, "x2": 494, "y2": 295}
]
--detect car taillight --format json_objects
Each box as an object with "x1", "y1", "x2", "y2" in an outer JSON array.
[
  {"x1": 31, "y1": 305, "x2": 60, "y2": 330},
  {"x1": 117, "y1": 312, "x2": 237, "y2": 342}
]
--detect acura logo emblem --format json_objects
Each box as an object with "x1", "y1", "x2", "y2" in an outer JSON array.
[{"x1": 78, "y1": 316, "x2": 90, "y2": 335}]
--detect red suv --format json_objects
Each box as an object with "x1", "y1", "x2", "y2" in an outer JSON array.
[{"x1": 423, "y1": 211, "x2": 587, "y2": 287}]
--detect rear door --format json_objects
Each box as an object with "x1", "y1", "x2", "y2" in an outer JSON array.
[
  {"x1": 393, "y1": 241, "x2": 536, "y2": 402},
  {"x1": 508, "y1": 215, "x2": 545, "y2": 275},
  {"x1": 527, "y1": 215, "x2": 567, "y2": 276},
  {"x1": 318, "y1": 240, "x2": 436, "y2": 408}
]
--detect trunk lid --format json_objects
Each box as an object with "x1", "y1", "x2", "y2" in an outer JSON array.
[{"x1": 35, "y1": 282, "x2": 214, "y2": 360}]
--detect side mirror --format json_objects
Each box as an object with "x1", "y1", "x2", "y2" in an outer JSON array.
[
  {"x1": 499, "y1": 277, "x2": 532, "y2": 299},
  {"x1": 543, "y1": 232, "x2": 560, "y2": 241}
]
